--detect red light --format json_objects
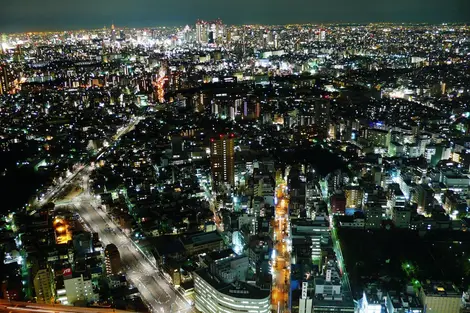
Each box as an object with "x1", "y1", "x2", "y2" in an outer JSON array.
[
  {"x1": 210, "y1": 138, "x2": 214, "y2": 142},
  {"x1": 230, "y1": 133, "x2": 235, "y2": 138},
  {"x1": 219, "y1": 134, "x2": 223, "y2": 139}
]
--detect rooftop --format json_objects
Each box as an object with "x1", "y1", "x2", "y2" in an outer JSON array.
[
  {"x1": 182, "y1": 231, "x2": 222, "y2": 246},
  {"x1": 421, "y1": 281, "x2": 460, "y2": 297},
  {"x1": 195, "y1": 268, "x2": 270, "y2": 300}
]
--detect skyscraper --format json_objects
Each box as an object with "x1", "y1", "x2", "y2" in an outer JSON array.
[
  {"x1": 196, "y1": 20, "x2": 208, "y2": 44},
  {"x1": 314, "y1": 98, "x2": 330, "y2": 139},
  {"x1": 0, "y1": 64, "x2": 9, "y2": 95},
  {"x1": 210, "y1": 134, "x2": 235, "y2": 186},
  {"x1": 110, "y1": 23, "x2": 116, "y2": 42},
  {"x1": 104, "y1": 244, "x2": 121, "y2": 275},
  {"x1": 196, "y1": 19, "x2": 225, "y2": 45}
]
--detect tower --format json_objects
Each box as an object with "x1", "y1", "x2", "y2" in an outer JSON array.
[{"x1": 210, "y1": 134, "x2": 235, "y2": 186}]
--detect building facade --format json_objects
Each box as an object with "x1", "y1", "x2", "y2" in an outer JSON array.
[
  {"x1": 210, "y1": 134, "x2": 235, "y2": 186},
  {"x1": 33, "y1": 266, "x2": 55, "y2": 304},
  {"x1": 104, "y1": 244, "x2": 121, "y2": 275},
  {"x1": 194, "y1": 271, "x2": 271, "y2": 313},
  {"x1": 63, "y1": 274, "x2": 97, "y2": 305}
]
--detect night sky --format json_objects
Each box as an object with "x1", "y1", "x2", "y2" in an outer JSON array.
[{"x1": 0, "y1": 0, "x2": 469, "y2": 33}]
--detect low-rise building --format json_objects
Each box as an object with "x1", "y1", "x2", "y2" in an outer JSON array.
[
  {"x1": 194, "y1": 251, "x2": 271, "y2": 313},
  {"x1": 419, "y1": 282, "x2": 461, "y2": 313},
  {"x1": 181, "y1": 231, "x2": 224, "y2": 255}
]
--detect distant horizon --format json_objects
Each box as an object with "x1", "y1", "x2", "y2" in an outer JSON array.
[
  {"x1": 2, "y1": 21, "x2": 469, "y2": 35},
  {"x1": 1, "y1": 0, "x2": 469, "y2": 34}
]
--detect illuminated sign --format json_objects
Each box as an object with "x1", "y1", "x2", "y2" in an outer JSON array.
[
  {"x1": 301, "y1": 282, "x2": 308, "y2": 299},
  {"x1": 63, "y1": 268, "x2": 72, "y2": 276}
]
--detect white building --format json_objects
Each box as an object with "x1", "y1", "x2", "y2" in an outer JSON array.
[
  {"x1": 194, "y1": 253, "x2": 270, "y2": 313},
  {"x1": 63, "y1": 274, "x2": 97, "y2": 305},
  {"x1": 299, "y1": 282, "x2": 313, "y2": 313},
  {"x1": 194, "y1": 271, "x2": 271, "y2": 313}
]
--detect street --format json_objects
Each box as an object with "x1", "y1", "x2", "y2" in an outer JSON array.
[
  {"x1": 272, "y1": 183, "x2": 291, "y2": 313},
  {"x1": 34, "y1": 115, "x2": 197, "y2": 313},
  {"x1": 37, "y1": 116, "x2": 142, "y2": 208},
  {"x1": 67, "y1": 191, "x2": 194, "y2": 313}
]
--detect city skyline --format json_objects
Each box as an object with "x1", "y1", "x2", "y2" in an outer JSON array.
[
  {"x1": 1, "y1": 4, "x2": 470, "y2": 312},
  {"x1": 1, "y1": 0, "x2": 469, "y2": 33}
]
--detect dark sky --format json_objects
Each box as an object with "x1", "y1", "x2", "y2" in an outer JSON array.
[{"x1": 1, "y1": 0, "x2": 469, "y2": 33}]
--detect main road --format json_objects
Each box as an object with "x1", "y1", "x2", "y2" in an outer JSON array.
[
  {"x1": 32, "y1": 114, "x2": 196, "y2": 313},
  {"x1": 71, "y1": 191, "x2": 194, "y2": 313}
]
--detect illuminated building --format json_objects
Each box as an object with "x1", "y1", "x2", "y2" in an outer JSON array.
[
  {"x1": 357, "y1": 292, "x2": 383, "y2": 313},
  {"x1": 312, "y1": 261, "x2": 355, "y2": 312},
  {"x1": 196, "y1": 19, "x2": 225, "y2": 45},
  {"x1": 196, "y1": 20, "x2": 208, "y2": 44},
  {"x1": 0, "y1": 64, "x2": 9, "y2": 95},
  {"x1": 33, "y1": 264, "x2": 55, "y2": 304},
  {"x1": 299, "y1": 282, "x2": 313, "y2": 313},
  {"x1": 392, "y1": 206, "x2": 412, "y2": 229},
  {"x1": 63, "y1": 273, "x2": 97, "y2": 305},
  {"x1": 344, "y1": 186, "x2": 363, "y2": 209},
  {"x1": 194, "y1": 254, "x2": 271, "y2": 313},
  {"x1": 181, "y1": 231, "x2": 224, "y2": 256},
  {"x1": 210, "y1": 134, "x2": 235, "y2": 186},
  {"x1": 253, "y1": 177, "x2": 275, "y2": 206},
  {"x1": 104, "y1": 244, "x2": 121, "y2": 275},
  {"x1": 419, "y1": 282, "x2": 461, "y2": 313},
  {"x1": 53, "y1": 217, "x2": 72, "y2": 244},
  {"x1": 1, "y1": 279, "x2": 22, "y2": 301},
  {"x1": 72, "y1": 232, "x2": 93, "y2": 257},
  {"x1": 365, "y1": 128, "x2": 390, "y2": 148},
  {"x1": 385, "y1": 291, "x2": 423, "y2": 313},
  {"x1": 314, "y1": 99, "x2": 330, "y2": 138},
  {"x1": 291, "y1": 218, "x2": 330, "y2": 262},
  {"x1": 243, "y1": 96, "x2": 261, "y2": 120},
  {"x1": 415, "y1": 184, "x2": 434, "y2": 211},
  {"x1": 364, "y1": 205, "x2": 383, "y2": 229},
  {"x1": 110, "y1": 23, "x2": 116, "y2": 42}
]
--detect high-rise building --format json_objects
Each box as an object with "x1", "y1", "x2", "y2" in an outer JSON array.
[
  {"x1": 33, "y1": 265, "x2": 55, "y2": 304},
  {"x1": 0, "y1": 64, "x2": 9, "y2": 95},
  {"x1": 314, "y1": 99, "x2": 330, "y2": 138},
  {"x1": 196, "y1": 20, "x2": 208, "y2": 44},
  {"x1": 196, "y1": 19, "x2": 224, "y2": 45},
  {"x1": 210, "y1": 134, "x2": 235, "y2": 186},
  {"x1": 110, "y1": 24, "x2": 116, "y2": 42},
  {"x1": 104, "y1": 244, "x2": 121, "y2": 275}
]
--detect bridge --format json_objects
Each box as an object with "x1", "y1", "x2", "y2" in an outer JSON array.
[{"x1": 0, "y1": 300, "x2": 134, "y2": 313}]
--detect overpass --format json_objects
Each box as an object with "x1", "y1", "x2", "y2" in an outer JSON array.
[{"x1": 0, "y1": 300, "x2": 135, "y2": 313}]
